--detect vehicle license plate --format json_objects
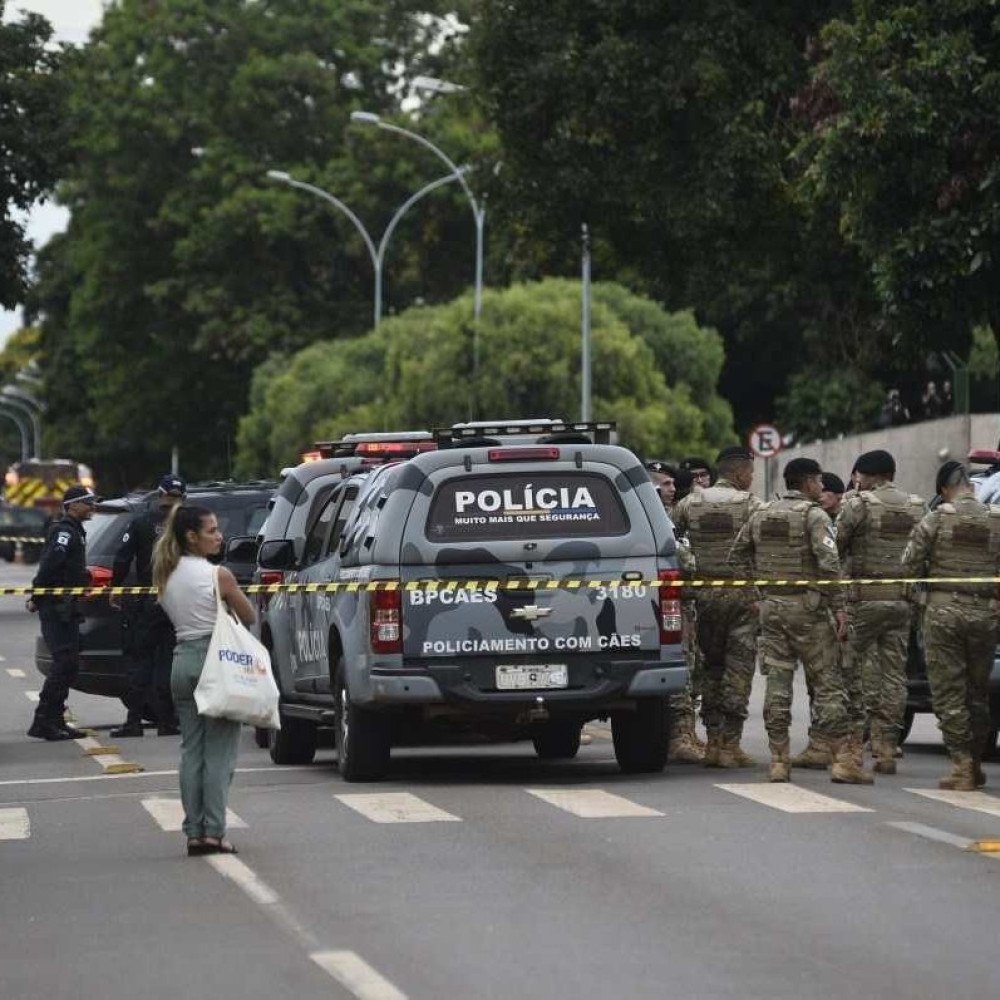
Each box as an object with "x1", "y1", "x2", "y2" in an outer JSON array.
[{"x1": 495, "y1": 665, "x2": 568, "y2": 690}]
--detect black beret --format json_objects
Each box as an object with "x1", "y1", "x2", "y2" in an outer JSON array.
[
  {"x1": 784, "y1": 457, "x2": 822, "y2": 479},
  {"x1": 645, "y1": 459, "x2": 674, "y2": 475},
  {"x1": 821, "y1": 472, "x2": 845, "y2": 494},
  {"x1": 854, "y1": 449, "x2": 896, "y2": 477},
  {"x1": 679, "y1": 456, "x2": 712, "y2": 473},
  {"x1": 716, "y1": 445, "x2": 753, "y2": 463},
  {"x1": 935, "y1": 460, "x2": 966, "y2": 496}
]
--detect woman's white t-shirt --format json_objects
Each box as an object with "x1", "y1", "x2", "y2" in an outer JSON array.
[{"x1": 160, "y1": 555, "x2": 218, "y2": 641}]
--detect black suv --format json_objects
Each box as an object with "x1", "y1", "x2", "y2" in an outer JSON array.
[
  {"x1": 34, "y1": 481, "x2": 276, "y2": 702},
  {"x1": 0, "y1": 504, "x2": 49, "y2": 563}
]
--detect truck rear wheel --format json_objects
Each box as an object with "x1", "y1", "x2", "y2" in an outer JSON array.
[
  {"x1": 612, "y1": 699, "x2": 669, "y2": 774},
  {"x1": 269, "y1": 707, "x2": 317, "y2": 765},
  {"x1": 531, "y1": 719, "x2": 582, "y2": 759},
  {"x1": 334, "y1": 661, "x2": 390, "y2": 782}
]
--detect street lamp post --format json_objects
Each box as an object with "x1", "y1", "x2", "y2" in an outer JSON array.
[
  {"x1": 266, "y1": 169, "x2": 464, "y2": 328},
  {"x1": 0, "y1": 389, "x2": 42, "y2": 458},
  {"x1": 350, "y1": 111, "x2": 485, "y2": 374}
]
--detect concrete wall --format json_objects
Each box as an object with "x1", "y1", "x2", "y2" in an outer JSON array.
[{"x1": 751, "y1": 413, "x2": 1000, "y2": 499}]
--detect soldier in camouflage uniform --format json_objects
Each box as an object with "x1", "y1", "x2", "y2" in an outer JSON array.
[
  {"x1": 730, "y1": 457, "x2": 868, "y2": 784},
  {"x1": 672, "y1": 446, "x2": 762, "y2": 767},
  {"x1": 647, "y1": 460, "x2": 705, "y2": 763},
  {"x1": 902, "y1": 461, "x2": 999, "y2": 791},
  {"x1": 834, "y1": 450, "x2": 925, "y2": 776}
]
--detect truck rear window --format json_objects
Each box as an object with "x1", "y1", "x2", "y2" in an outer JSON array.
[{"x1": 426, "y1": 472, "x2": 629, "y2": 541}]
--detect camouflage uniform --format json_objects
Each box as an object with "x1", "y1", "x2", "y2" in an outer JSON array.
[
  {"x1": 673, "y1": 478, "x2": 761, "y2": 766},
  {"x1": 835, "y1": 485, "x2": 925, "y2": 773},
  {"x1": 730, "y1": 490, "x2": 861, "y2": 783},
  {"x1": 902, "y1": 494, "x2": 1000, "y2": 790},
  {"x1": 666, "y1": 536, "x2": 705, "y2": 761}
]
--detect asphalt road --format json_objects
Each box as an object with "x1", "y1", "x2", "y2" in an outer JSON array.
[{"x1": 2, "y1": 559, "x2": 999, "y2": 1000}]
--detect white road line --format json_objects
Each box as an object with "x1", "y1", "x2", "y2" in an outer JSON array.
[
  {"x1": 887, "y1": 821, "x2": 973, "y2": 850},
  {"x1": 0, "y1": 807, "x2": 30, "y2": 840},
  {"x1": 715, "y1": 783, "x2": 874, "y2": 814},
  {"x1": 6, "y1": 667, "x2": 26, "y2": 678},
  {"x1": 310, "y1": 951, "x2": 408, "y2": 1000},
  {"x1": 335, "y1": 792, "x2": 461, "y2": 824},
  {"x1": 526, "y1": 788, "x2": 664, "y2": 818},
  {"x1": 24, "y1": 690, "x2": 39, "y2": 703},
  {"x1": 207, "y1": 854, "x2": 279, "y2": 905},
  {"x1": 0, "y1": 765, "x2": 316, "y2": 787},
  {"x1": 905, "y1": 788, "x2": 1000, "y2": 818},
  {"x1": 141, "y1": 797, "x2": 247, "y2": 832}
]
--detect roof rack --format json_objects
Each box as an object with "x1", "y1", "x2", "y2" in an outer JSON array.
[
  {"x1": 311, "y1": 431, "x2": 436, "y2": 460},
  {"x1": 434, "y1": 421, "x2": 617, "y2": 447}
]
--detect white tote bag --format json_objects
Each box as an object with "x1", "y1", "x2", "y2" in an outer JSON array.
[{"x1": 195, "y1": 568, "x2": 281, "y2": 729}]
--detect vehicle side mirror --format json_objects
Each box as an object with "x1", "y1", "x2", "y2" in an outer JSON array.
[
  {"x1": 258, "y1": 538, "x2": 297, "y2": 570},
  {"x1": 225, "y1": 535, "x2": 259, "y2": 564}
]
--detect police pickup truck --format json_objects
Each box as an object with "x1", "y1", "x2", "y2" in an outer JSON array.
[{"x1": 254, "y1": 422, "x2": 687, "y2": 781}]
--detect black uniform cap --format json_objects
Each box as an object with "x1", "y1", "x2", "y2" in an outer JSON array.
[
  {"x1": 821, "y1": 472, "x2": 845, "y2": 495},
  {"x1": 644, "y1": 460, "x2": 675, "y2": 475},
  {"x1": 62, "y1": 485, "x2": 98, "y2": 506},
  {"x1": 935, "y1": 460, "x2": 966, "y2": 496},
  {"x1": 854, "y1": 449, "x2": 896, "y2": 477},
  {"x1": 716, "y1": 445, "x2": 753, "y2": 463},
  {"x1": 784, "y1": 457, "x2": 822, "y2": 479},
  {"x1": 679, "y1": 456, "x2": 712, "y2": 473}
]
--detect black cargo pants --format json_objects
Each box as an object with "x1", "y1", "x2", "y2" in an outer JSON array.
[
  {"x1": 36, "y1": 606, "x2": 81, "y2": 724},
  {"x1": 122, "y1": 598, "x2": 177, "y2": 725}
]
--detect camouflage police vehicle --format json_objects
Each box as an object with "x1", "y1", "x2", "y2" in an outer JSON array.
[{"x1": 255, "y1": 421, "x2": 687, "y2": 781}]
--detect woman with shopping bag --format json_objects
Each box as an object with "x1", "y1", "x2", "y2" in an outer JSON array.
[{"x1": 153, "y1": 505, "x2": 257, "y2": 856}]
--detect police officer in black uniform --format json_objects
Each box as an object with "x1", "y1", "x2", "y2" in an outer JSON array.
[
  {"x1": 27, "y1": 484, "x2": 97, "y2": 741},
  {"x1": 109, "y1": 474, "x2": 186, "y2": 738}
]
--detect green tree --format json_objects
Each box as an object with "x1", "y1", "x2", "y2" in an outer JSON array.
[
  {"x1": 235, "y1": 278, "x2": 735, "y2": 475},
  {"x1": 801, "y1": 0, "x2": 1000, "y2": 357},
  {"x1": 33, "y1": 0, "x2": 493, "y2": 487},
  {"x1": 0, "y1": 4, "x2": 66, "y2": 308},
  {"x1": 777, "y1": 367, "x2": 884, "y2": 442}
]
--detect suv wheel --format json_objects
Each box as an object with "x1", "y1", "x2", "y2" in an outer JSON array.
[
  {"x1": 269, "y1": 705, "x2": 317, "y2": 765},
  {"x1": 611, "y1": 699, "x2": 669, "y2": 774},
  {"x1": 531, "y1": 719, "x2": 583, "y2": 759},
  {"x1": 333, "y1": 660, "x2": 390, "y2": 782}
]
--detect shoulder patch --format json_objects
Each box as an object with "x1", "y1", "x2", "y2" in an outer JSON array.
[
  {"x1": 822, "y1": 535, "x2": 837, "y2": 550},
  {"x1": 121, "y1": 531, "x2": 130, "y2": 544},
  {"x1": 56, "y1": 532, "x2": 71, "y2": 547}
]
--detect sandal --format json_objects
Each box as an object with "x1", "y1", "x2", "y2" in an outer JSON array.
[
  {"x1": 186, "y1": 838, "x2": 212, "y2": 857},
  {"x1": 203, "y1": 837, "x2": 238, "y2": 855}
]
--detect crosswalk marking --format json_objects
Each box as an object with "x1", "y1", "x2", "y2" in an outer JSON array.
[
  {"x1": 335, "y1": 792, "x2": 461, "y2": 824},
  {"x1": 75, "y1": 736, "x2": 142, "y2": 774},
  {"x1": 526, "y1": 788, "x2": 663, "y2": 818},
  {"x1": 311, "y1": 950, "x2": 408, "y2": 1000},
  {"x1": 0, "y1": 807, "x2": 30, "y2": 840},
  {"x1": 24, "y1": 690, "x2": 39, "y2": 703},
  {"x1": 141, "y1": 797, "x2": 248, "y2": 832},
  {"x1": 715, "y1": 783, "x2": 874, "y2": 814},
  {"x1": 906, "y1": 788, "x2": 1000, "y2": 818},
  {"x1": 5, "y1": 667, "x2": 26, "y2": 678}
]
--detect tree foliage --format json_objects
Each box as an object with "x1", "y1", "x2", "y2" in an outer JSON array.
[
  {"x1": 0, "y1": 3, "x2": 66, "y2": 309},
  {"x1": 235, "y1": 278, "x2": 735, "y2": 475},
  {"x1": 800, "y1": 0, "x2": 1000, "y2": 355}
]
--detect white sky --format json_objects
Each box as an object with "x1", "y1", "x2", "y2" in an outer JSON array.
[{"x1": 1, "y1": 0, "x2": 106, "y2": 344}]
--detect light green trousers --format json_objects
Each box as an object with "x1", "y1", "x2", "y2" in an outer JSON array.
[{"x1": 171, "y1": 636, "x2": 242, "y2": 839}]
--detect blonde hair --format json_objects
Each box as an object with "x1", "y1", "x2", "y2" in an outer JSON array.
[{"x1": 152, "y1": 504, "x2": 213, "y2": 594}]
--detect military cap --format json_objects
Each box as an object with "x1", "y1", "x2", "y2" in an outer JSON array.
[
  {"x1": 63, "y1": 485, "x2": 98, "y2": 506},
  {"x1": 821, "y1": 472, "x2": 845, "y2": 495},
  {"x1": 679, "y1": 456, "x2": 712, "y2": 473},
  {"x1": 716, "y1": 445, "x2": 753, "y2": 463},
  {"x1": 854, "y1": 449, "x2": 896, "y2": 477},
  {"x1": 783, "y1": 457, "x2": 822, "y2": 479},
  {"x1": 158, "y1": 473, "x2": 187, "y2": 496},
  {"x1": 935, "y1": 460, "x2": 966, "y2": 496},
  {"x1": 644, "y1": 459, "x2": 674, "y2": 475}
]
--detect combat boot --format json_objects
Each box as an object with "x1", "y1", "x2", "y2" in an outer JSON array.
[
  {"x1": 873, "y1": 738, "x2": 897, "y2": 775},
  {"x1": 790, "y1": 735, "x2": 832, "y2": 769},
  {"x1": 769, "y1": 740, "x2": 790, "y2": 783},
  {"x1": 831, "y1": 738, "x2": 874, "y2": 785},
  {"x1": 938, "y1": 753, "x2": 976, "y2": 791},
  {"x1": 716, "y1": 733, "x2": 756, "y2": 768},
  {"x1": 667, "y1": 722, "x2": 705, "y2": 764},
  {"x1": 703, "y1": 732, "x2": 722, "y2": 767}
]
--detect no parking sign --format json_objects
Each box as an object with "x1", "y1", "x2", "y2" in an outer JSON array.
[{"x1": 749, "y1": 424, "x2": 783, "y2": 459}]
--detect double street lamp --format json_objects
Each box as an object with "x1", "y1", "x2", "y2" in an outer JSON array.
[
  {"x1": 350, "y1": 111, "x2": 485, "y2": 377},
  {"x1": 266, "y1": 168, "x2": 465, "y2": 330}
]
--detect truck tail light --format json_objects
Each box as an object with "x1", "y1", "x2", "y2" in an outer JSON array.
[
  {"x1": 258, "y1": 570, "x2": 284, "y2": 611},
  {"x1": 88, "y1": 565, "x2": 113, "y2": 588},
  {"x1": 658, "y1": 569, "x2": 683, "y2": 645},
  {"x1": 488, "y1": 447, "x2": 560, "y2": 462},
  {"x1": 370, "y1": 586, "x2": 402, "y2": 654}
]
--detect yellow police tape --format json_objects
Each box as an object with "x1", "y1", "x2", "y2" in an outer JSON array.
[
  {"x1": 0, "y1": 536, "x2": 46, "y2": 544},
  {"x1": 2, "y1": 576, "x2": 1000, "y2": 597}
]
